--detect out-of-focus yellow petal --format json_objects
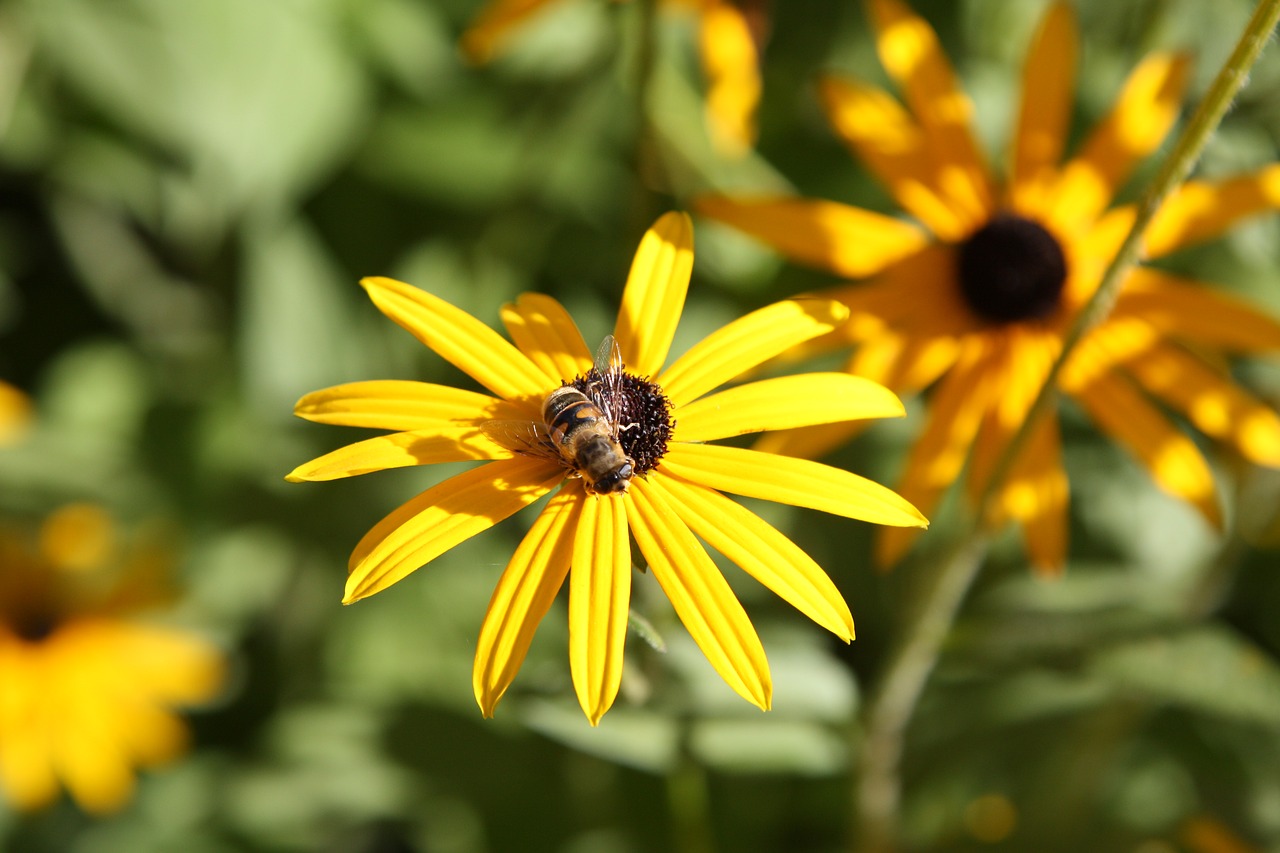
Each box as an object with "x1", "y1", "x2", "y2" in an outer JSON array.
[
  {"x1": 696, "y1": 195, "x2": 930, "y2": 278},
  {"x1": 628, "y1": 477, "x2": 771, "y2": 709},
  {"x1": 876, "y1": 337, "x2": 992, "y2": 567},
  {"x1": 818, "y1": 76, "x2": 969, "y2": 239},
  {"x1": 568, "y1": 493, "x2": 630, "y2": 725},
  {"x1": 662, "y1": 443, "x2": 928, "y2": 528},
  {"x1": 501, "y1": 293, "x2": 594, "y2": 381},
  {"x1": 1048, "y1": 53, "x2": 1190, "y2": 233},
  {"x1": 0, "y1": 638, "x2": 60, "y2": 811},
  {"x1": 658, "y1": 299, "x2": 848, "y2": 407},
  {"x1": 1123, "y1": 342, "x2": 1280, "y2": 466},
  {"x1": 286, "y1": 426, "x2": 513, "y2": 482},
  {"x1": 614, "y1": 212, "x2": 694, "y2": 378},
  {"x1": 362, "y1": 277, "x2": 553, "y2": 404},
  {"x1": 345, "y1": 457, "x2": 563, "y2": 603},
  {"x1": 674, "y1": 373, "x2": 904, "y2": 442},
  {"x1": 460, "y1": 0, "x2": 559, "y2": 63},
  {"x1": 0, "y1": 380, "x2": 32, "y2": 447},
  {"x1": 1112, "y1": 269, "x2": 1280, "y2": 354},
  {"x1": 294, "y1": 381, "x2": 530, "y2": 431},
  {"x1": 1072, "y1": 370, "x2": 1221, "y2": 527},
  {"x1": 1129, "y1": 165, "x2": 1280, "y2": 259},
  {"x1": 824, "y1": 244, "x2": 979, "y2": 338},
  {"x1": 1002, "y1": 414, "x2": 1068, "y2": 576},
  {"x1": 474, "y1": 488, "x2": 579, "y2": 718},
  {"x1": 655, "y1": 472, "x2": 854, "y2": 641},
  {"x1": 700, "y1": 0, "x2": 761, "y2": 157},
  {"x1": 865, "y1": 0, "x2": 994, "y2": 230},
  {"x1": 1009, "y1": 3, "x2": 1077, "y2": 211}
]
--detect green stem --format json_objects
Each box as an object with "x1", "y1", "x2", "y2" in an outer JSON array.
[{"x1": 851, "y1": 1, "x2": 1280, "y2": 849}]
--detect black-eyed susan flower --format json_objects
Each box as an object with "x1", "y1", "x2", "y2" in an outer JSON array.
[
  {"x1": 461, "y1": 0, "x2": 764, "y2": 156},
  {"x1": 287, "y1": 212, "x2": 926, "y2": 724},
  {"x1": 698, "y1": 0, "x2": 1280, "y2": 574},
  {"x1": 0, "y1": 504, "x2": 224, "y2": 814}
]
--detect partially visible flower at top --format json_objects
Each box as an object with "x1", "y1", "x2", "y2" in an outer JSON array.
[
  {"x1": 460, "y1": 0, "x2": 766, "y2": 156},
  {"x1": 698, "y1": 0, "x2": 1280, "y2": 574},
  {"x1": 287, "y1": 212, "x2": 926, "y2": 724},
  {"x1": 0, "y1": 504, "x2": 225, "y2": 814},
  {"x1": 0, "y1": 380, "x2": 32, "y2": 447}
]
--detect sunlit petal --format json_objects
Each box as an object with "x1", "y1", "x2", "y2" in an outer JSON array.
[
  {"x1": 345, "y1": 457, "x2": 564, "y2": 603},
  {"x1": 614, "y1": 212, "x2": 695, "y2": 377},
  {"x1": 699, "y1": 0, "x2": 761, "y2": 156},
  {"x1": 362, "y1": 277, "x2": 553, "y2": 403},
  {"x1": 662, "y1": 443, "x2": 928, "y2": 528},
  {"x1": 286, "y1": 426, "x2": 514, "y2": 482},
  {"x1": 293, "y1": 381, "x2": 529, "y2": 430},
  {"x1": 675, "y1": 373, "x2": 904, "y2": 442},
  {"x1": 695, "y1": 195, "x2": 930, "y2": 278},
  {"x1": 1112, "y1": 268, "x2": 1280, "y2": 354},
  {"x1": 628, "y1": 477, "x2": 771, "y2": 709},
  {"x1": 474, "y1": 488, "x2": 579, "y2": 718},
  {"x1": 823, "y1": 243, "x2": 979, "y2": 338},
  {"x1": 1002, "y1": 414, "x2": 1068, "y2": 576},
  {"x1": 502, "y1": 293, "x2": 594, "y2": 381},
  {"x1": 0, "y1": 380, "x2": 32, "y2": 447},
  {"x1": 659, "y1": 299, "x2": 848, "y2": 406},
  {"x1": 1009, "y1": 3, "x2": 1077, "y2": 210},
  {"x1": 866, "y1": 0, "x2": 994, "y2": 229},
  {"x1": 568, "y1": 493, "x2": 631, "y2": 725},
  {"x1": 654, "y1": 472, "x2": 854, "y2": 641},
  {"x1": 460, "y1": 0, "x2": 559, "y2": 63}
]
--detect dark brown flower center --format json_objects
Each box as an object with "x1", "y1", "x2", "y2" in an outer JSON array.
[
  {"x1": 571, "y1": 368, "x2": 673, "y2": 477},
  {"x1": 956, "y1": 214, "x2": 1068, "y2": 324},
  {"x1": 8, "y1": 607, "x2": 59, "y2": 643}
]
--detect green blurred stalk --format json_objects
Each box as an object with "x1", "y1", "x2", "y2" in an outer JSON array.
[{"x1": 851, "y1": 1, "x2": 1280, "y2": 850}]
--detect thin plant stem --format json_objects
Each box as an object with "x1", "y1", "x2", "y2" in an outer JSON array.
[{"x1": 851, "y1": 1, "x2": 1280, "y2": 850}]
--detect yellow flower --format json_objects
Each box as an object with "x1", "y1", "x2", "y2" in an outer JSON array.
[
  {"x1": 460, "y1": 0, "x2": 763, "y2": 156},
  {"x1": 698, "y1": 0, "x2": 1280, "y2": 573},
  {"x1": 288, "y1": 212, "x2": 926, "y2": 724},
  {"x1": 0, "y1": 380, "x2": 32, "y2": 447},
  {"x1": 0, "y1": 505, "x2": 224, "y2": 814}
]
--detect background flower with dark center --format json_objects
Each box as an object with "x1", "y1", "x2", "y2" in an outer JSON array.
[
  {"x1": 697, "y1": 0, "x2": 1280, "y2": 573},
  {"x1": 287, "y1": 212, "x2": 926, "y2": 724},
  {"x1": 0, "y1": 504, "x2": 225, "y2": 814},
  {"x1": 461, "y1": 0, "x2": 767, "y2": 156}
]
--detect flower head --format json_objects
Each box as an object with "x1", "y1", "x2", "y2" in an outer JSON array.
[
  {"x1": 288, "y1": 212, "x2": 926, "y2": 723},
  {"x1": 698, "y1": 0, "x2": 1280, "y2": 573},
  {"x1": 460, "y1": 0, "x2": 765, "y2": 156},
  {"x1": 0, "y1": 504, "x2": 224, "y2": 813}
]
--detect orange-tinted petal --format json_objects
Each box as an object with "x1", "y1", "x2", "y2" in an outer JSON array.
[
  {"x1": 1112, "y1": 268, "x2": 1280, "y2": 354},
  {"x1": 1009, "y1": 3, "x2": 1077, "y2": 211},
  {"x1": 568, "y1": 492, "x2": 630, "y2": 725},
  {"x1": 614, "y1": 212, "x2": 695, "y2": 378},
  {"x1": 460, "y1": 0, "x2": 559, "y2": 63},
  {"x1": 1002, "y1": 413, "x2": 1068, "y2": 576},
  {"x1": 501, "y1": 293, "x2": 594, "y2": 382},
  {"x1": 700, "y1": 0, "x2": 761, "y2": 156},
  {"x1": 695, "y1": 195, "x2": 930, "y2": 278}
]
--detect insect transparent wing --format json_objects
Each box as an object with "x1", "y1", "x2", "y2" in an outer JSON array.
[
  {"x1": 590, "y1": 335, "x2": 628, "y2": 433},
  {"x1": 480, "y1": 419, "x2": 562, "y2": 463},
  {"x1": 594, "y1": 334, "x2": 624, "y2": 375}
]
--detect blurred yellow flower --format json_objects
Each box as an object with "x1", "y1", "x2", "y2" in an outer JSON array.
[
  {"x1": 288, "y1": 212, "x2": 926, "y2": 724},
  {"x1": 460, "y1": 0, "x2": 764, "y2": 156},
  {"x1": 698, "y1": 0, "x2": 1280, "y2": 573},
  {"x1": 0, "y1": 505, "x2": 224, "y2": 814},
  {"x1": 0, "y1": 381, "x2": 32, "y2": 447}
]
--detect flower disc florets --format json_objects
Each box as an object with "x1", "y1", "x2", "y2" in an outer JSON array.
[
  {"x1": 572, "y1": 367, "x2": 674, "y2": 476},
  {"x1": 957, "y1": 213, "x2": 1068, "y2": 324}
]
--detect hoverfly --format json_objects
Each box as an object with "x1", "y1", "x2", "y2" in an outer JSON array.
[{"x1": 483, "y1": 336, "x2": 636, "y2": 495}]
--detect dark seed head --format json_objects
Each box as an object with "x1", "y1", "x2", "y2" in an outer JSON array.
[
  {"x1": 956, "y1": 214, "x2": 1068, "y2": 324},
  {"x1": 571, "y1": 368, "x2": 673, "y2": 477}
]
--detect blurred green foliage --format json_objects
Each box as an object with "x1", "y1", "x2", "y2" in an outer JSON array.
[{"x1": 4, "y1": 0, "x2": 1280, "y2": 851}]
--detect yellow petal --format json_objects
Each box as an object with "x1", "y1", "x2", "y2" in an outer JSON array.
[
  {"x1": 1140, "y1": 164, "x2": 1280, "y2": 258},
  {"x1": 662, "y1": 443, "x2": 928, "y2": 528},
  {"x1": 345, "y1": 456, "x2": 564, "y2": 603},
  {"x1": 658, "y1": 299, "x2": 848, "y2": 407},
  {"x1": 0, "y1": 380, "x2": 32, "y2": 447},
  {"x1": 1002, "y1": 414, "x2": 1068, "y2": 576},
  {"x1": 824, "y1": 243, "x2": 979, "y2": 338},
  {"x1": 1072, "y1": 370, "x2": 1221, "y2": 527},
  {"x1": 293, "y1": 381, "x2": 528, "y2": 430},
  {"x1": 1048, "y1": 53, "x2": 1190, "y2": 233},
  {"x1": 1009, "y1": 3, "x2": 1077, "y2": 210},
  {"x1": 1122, "y1": 342, "x2": 1280, "y2": 466},
  {"x1": 654, "y1": 472, "x2": 853, "y2": 641},
  {"x1": 695, "y1": 195, "x2": 930, "y2": 278},
  {"x1": 501, "y1": 293, "x2": 594, "y2": 382},
  {"x1": 460, "y1": 0, "x2": 558, "y2": 63},
  {"x1": 0, "y1": 638, "x2": 60, "y2": 811},
  {"x1": 362, "y1": 277, "x2": 553, "y2": 404},
  {"x1": 699, "y1": 0, "x2": 761, "y2": 156},
  {"x1": 1112, "y1": 268, "x2": 1280, "y2": 354},
  {"x1": 568, "y1": 492, "x2": 631, "y2": 725},
  {"x1": 614, "y1": 212, "x2": 695, "y2": 378},
  {"x1": 286, "y1": 426, "x2": 514, "y2": 482},
  {"x1": 628, "y1": 477, "x2": 771, "y2": 709},
  {"x1": 474, "y1": 487, "x2": 579, "y2": 718},
  {"x1": 817, "y1": 77, "x2": 969, "y2": 240},
  {"x1": 675, "y1": 373, "x2": 904, "y2": 442},
  {"x1": 866, "y1": 0, "x2": 994, "y2": 229}
]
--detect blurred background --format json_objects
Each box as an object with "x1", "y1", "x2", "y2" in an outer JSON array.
[{"x1": 4, "y1": 0, "x2": 1280, "y2": 850}]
